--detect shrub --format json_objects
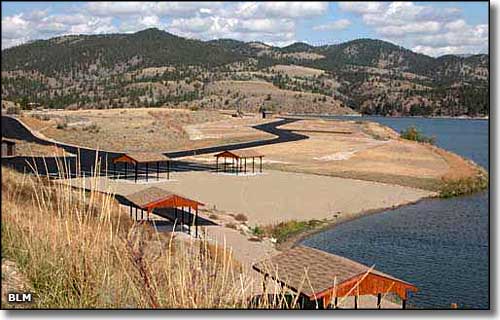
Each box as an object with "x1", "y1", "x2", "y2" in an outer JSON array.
[
  {"x1": 56, "y1": 121, "x2": 67, "y2": 129},
  {"x1": 82, "y1": 123, "x2": 99, "y2": 133},
  {"x1": 208, "y1": 214, "x2": 219, "y2": 220},
  {"x1": 6, "y1": 106, "x2": 20, "y2": 115},
  {"x1": 225, "y1": 222, "x2": 238, "y2": 230},
  {"x1": 439, "y1": 174, "x2": 488, "y2": 198},
  {"x1": 234, "y1": 213, "x2": 248, "y2": 222},
  {"x1": 400, "y1": 126, "x2": 435, "y2": 144},
  {"x1": 250, "y1": 225, "x2": 264, "y2": 237}
]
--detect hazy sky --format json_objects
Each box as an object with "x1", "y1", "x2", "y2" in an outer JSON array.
[{"x1": 1, "y1": 1, "x2": 489, "y2": 56}]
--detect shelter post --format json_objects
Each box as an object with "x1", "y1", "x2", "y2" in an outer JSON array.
[
  {"x1": 135, "y1": 163, "x2": 138, "y2": 183},
  {"x1": 182, "y1": 207, "x2": 185, "y2": 229},
  {"x1": 195, "y1": 207, "x2": 198, "y2": 238},
  {"x1": 188, "y1": 207, "x2": 192, "y2": 235}
]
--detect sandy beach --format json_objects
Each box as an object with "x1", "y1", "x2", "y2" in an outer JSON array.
[{"x1": 64, "y1": 169, "x2": 435, "y2": 226}]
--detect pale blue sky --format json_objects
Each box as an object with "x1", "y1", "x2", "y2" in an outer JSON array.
[{"x1": 1, "y1": 2, "x2": 489, "y2": 56}]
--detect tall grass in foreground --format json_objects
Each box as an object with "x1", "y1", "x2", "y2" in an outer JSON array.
[
  {"x1": 1, "y1": 155, "x2": 316, "y2": 309},
  {"x1": 0, "y1": 159, "x2": 286, "y2": 308}
]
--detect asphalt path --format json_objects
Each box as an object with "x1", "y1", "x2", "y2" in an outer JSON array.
[{"x1": 1, "y1": 115, "x2": 308, "y2": 177}]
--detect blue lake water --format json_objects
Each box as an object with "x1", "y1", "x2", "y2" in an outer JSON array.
[{"x1": 301, "y1": 116, "x2": 489, "y2": 309}]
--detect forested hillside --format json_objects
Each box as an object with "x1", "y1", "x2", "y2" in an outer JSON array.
[{"x1": 2, "y1": 28, "x2": 489, "y2": 117}]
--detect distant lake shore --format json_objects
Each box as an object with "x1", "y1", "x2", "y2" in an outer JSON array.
[{"x1": 286, "y1": 113, "x2": 489, "y2": 121}]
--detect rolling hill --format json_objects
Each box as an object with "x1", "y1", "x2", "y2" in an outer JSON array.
[{"x1": 1, "y1": 28, "x2": 489, "y2": 117}]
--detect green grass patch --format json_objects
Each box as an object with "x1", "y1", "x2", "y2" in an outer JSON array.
[
  {"x1": 252, "y1": 219, "x2": 328, "y2": 244},
  {"x1": 439, "y1": 173, "x2": 488, "y2": 198}
]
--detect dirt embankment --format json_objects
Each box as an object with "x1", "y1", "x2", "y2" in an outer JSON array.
[
  {"x1": 188, "y1": 118, "x2": 485, "y2": 194},
  {"x1": 18, "y1": 109, "x2": 274, "y2": 153}
]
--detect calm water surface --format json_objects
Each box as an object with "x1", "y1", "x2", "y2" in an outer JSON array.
[{"x1": 301, "y1": 116, "x2": 489, "y2": 309}]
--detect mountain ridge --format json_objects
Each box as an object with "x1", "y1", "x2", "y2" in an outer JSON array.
[{"x1": 1, "y1": 28, "x2": 489, "y2": 117}]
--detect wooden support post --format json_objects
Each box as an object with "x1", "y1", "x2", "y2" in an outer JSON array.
[
  {"x1": 402, "y1": 299, "x2": 407, "y2": 310},
  {"x1": 135, "y1": 163, "x2": 138, "y2": 183},
  {"x1": 141, "y1": 209, "x2": 144, "y2": 220},
  {"x1": 377, "y1": 293, "x2": 382, "y2": 309},
  {"x1": 167, "y1": 161, "x2": 170, "y2": 180},
  {"x1": 317, "y1": 298, "x2": 325, "y2": 309},
  {"x1": 146, "y1": 163, "x2": 149, "y2": 182},
  {"x1": 252, "y1": 157, "x2": 255, "y2": 173},
  {"x1": 334, "y1": 297, "x2": 338, "y2": 309},
  {"x1": 188, "y1": 207, "x2": 192, "y2": 235},
  {"x1": 195, "y1": 207, "x2": 198, "y2": 238},
  {"x1": 157, "y1": 161, "x2": 159, "y2": 181},
  {"x1": 224, "y1": 157, "x2": 227, "y2": 172},
  {"x1": 216, "y1": 156, "x2": 219, "y2": 173},
  {"x1": 129, "y1": 205, "x2": 132, "y2": 219},
  {"x1": 244, "y1": 158, "x2": 247, "y2": 173},
  {"x1": 260, "y1": 156, "x2": 263, "y2": 173},
  {"x1": 182, "y1": 207, "x2": 185, "y2": 232},
  {"x1": 354, "y1": 295, "x2": 358, "y2": 309}
]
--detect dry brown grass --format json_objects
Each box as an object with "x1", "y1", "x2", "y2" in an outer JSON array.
[
  {"x1": 20, "y1": 108, "x2": 276, "y2": 153},
  {"x1": 250, "y1": 119, "x2": 485, "y2": 192},
  {"x1": 269, "y1": 65, "x2": 325, "y2": 78},
  {"x1": 205, "y1": 80, "x2": 353, "y2": 114},
  {"x1": 8, "y1": 139, "x2": 75, "y2": 158},
  {"x1": 1, "y1": 163, "x2": 303, "y2": 309}
]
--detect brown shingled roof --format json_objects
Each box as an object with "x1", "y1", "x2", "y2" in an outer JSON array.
[
  {"x1": 253, "y1": 246, "x2": 416, "y2": 299},
  {"x1": 124, "y1": 187, "x2": 203, "y2": 209},
  {"x1": 113, "y1": 152, "x2": 170, "y2": 164},
  {"x1": 214, "y1": 149, "x2": 264, "y2": 159}
]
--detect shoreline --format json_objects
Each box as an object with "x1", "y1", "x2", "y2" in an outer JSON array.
[
  {"x1": 285, "y1": 113, "x2": 489, "y2": 121},
  {"x1": 275, "y1": 195, "x2": 433, "y2": 251}
]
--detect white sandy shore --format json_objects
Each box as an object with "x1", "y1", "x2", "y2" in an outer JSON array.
[{"x1": 64, "y1": 169, "x2": 435, "y2": 226}]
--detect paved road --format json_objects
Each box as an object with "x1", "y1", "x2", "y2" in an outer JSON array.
[{"x1": 1, "y1": 115, "x2": 308, "y2": 177}]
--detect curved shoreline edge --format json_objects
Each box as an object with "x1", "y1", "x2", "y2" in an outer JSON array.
[{"x1": 277, "y1": 196, "x2": 435, "y2": 251}]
